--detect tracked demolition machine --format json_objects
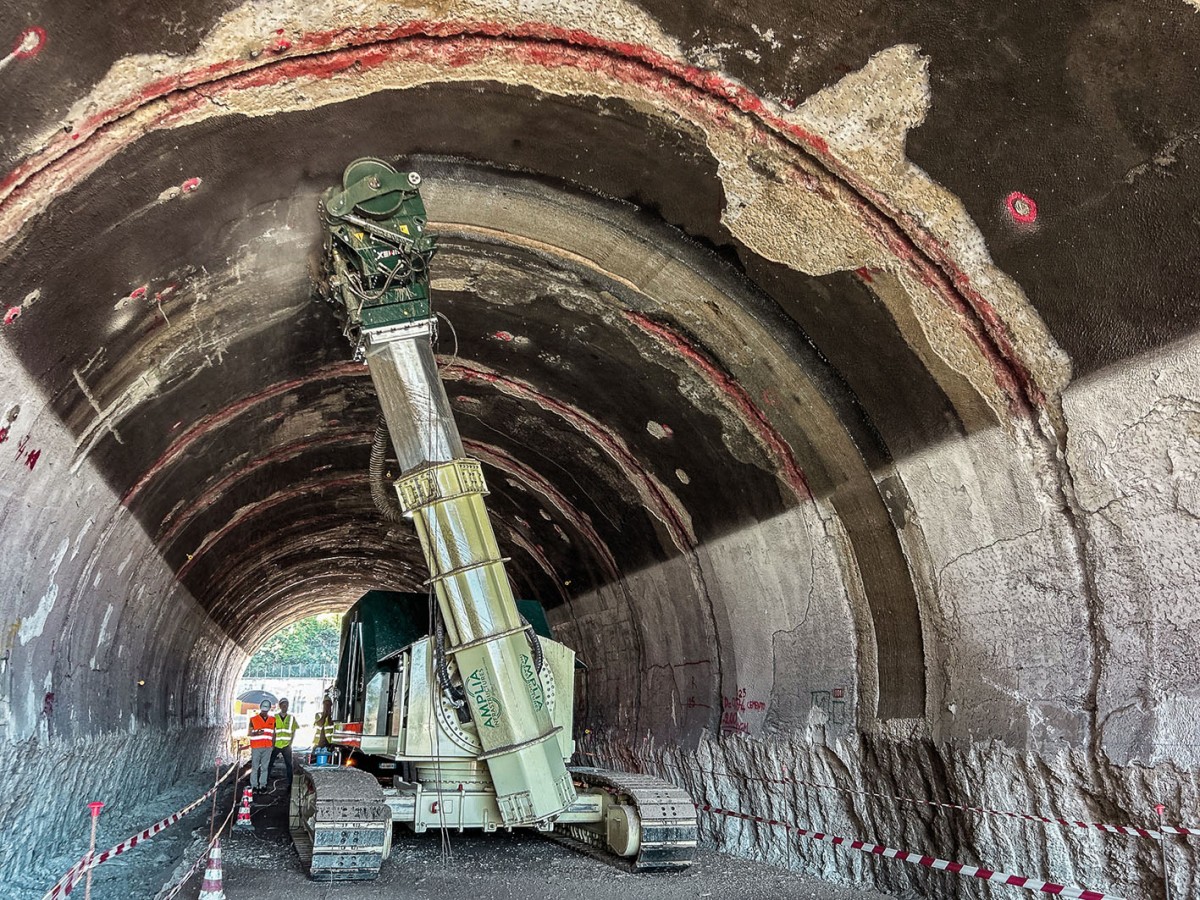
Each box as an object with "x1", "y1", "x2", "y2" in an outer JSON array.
[{"x1": 288, "y1": 158, "x2": 698, "y2": 879}]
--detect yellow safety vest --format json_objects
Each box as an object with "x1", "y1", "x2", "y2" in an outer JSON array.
[
  {"x1": 314, "y1": 714, "x2": 336, "y2": 747},
  {"x1": 273, "y1": 714, "x2": 297, "y2": 748}
]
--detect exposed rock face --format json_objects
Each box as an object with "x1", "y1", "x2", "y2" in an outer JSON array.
[
  {"x1": 0, "y1": 727, "x2": 226, "y2": 893},
  {"x1": 1, "y1": 1, "x2": 1199, "y2": 897},
  {"x1": 563, "y1": 335, "x2": 1200, "y2": 897}
]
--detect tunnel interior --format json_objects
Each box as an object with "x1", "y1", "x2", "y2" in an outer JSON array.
[{"x1": 2, "y1": 1, "x2": 1199, "y2": 897}]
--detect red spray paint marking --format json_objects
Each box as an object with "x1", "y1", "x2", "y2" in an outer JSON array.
[
  {"x1": 492, "y1": 330, "x2": 514, "y2": 342},
  {"x1": 0, "y1": 20, "x2": 1039, "y2": 414},
  {"x1": 838, "y1": 186, "x2": 1036, "y2": 414},
  {"x1": 122, "y1": 361, "x2": 361, "y2": 506},
  {"x1": 180, "y1": 177, "x2": 201, "y2": 194},
  {"x1": 129, "y1": 284, "x2": 148, "y2": 302},
  {"x1": 854, "y1": 267, "x2": 874, "y2": 283},
  {"x1": 13, "y1": 26, "x2": 46, "y2": 59},
  {"x1": 0, "y1": 20, "x2": 821, "y2": 216},
  {"x1": 0, "y1": 426, "x2": 8, "y2": 443},
  {"x1": 3, "y1": 306, "x2": 19, "y2": 325},
  {"x1": 1005, "y1": 191, "x2": 1038, "y2": 224},
  {"x1": 24, "y1": 448, "x2": 40, "y2": 470},
  {"x1": 625, "y1": 311, "x2": 811, "y2": 501}
]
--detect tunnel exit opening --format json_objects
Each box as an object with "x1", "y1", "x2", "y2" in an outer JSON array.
[{"x1": 232, "y1": 613, "x2": 342, "y2": 751}]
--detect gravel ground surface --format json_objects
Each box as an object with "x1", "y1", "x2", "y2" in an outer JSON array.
[
  {"x1": 176, "y1": 777, "x2": 898, "y2": 900},
  {"x1": 27, "y1": 764, "x2": 900, "y2": 900}
]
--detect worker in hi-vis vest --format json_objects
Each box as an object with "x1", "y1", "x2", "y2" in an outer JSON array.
[
  {"x1": 248, "y1": 700, "x2": 275, "y2": 792},
  {"x1": 314, "y1": 694, "x2": 336, "y2": 750},
  {"x1": 270, "y1": 697, "x2": 298, "y2": 789}
]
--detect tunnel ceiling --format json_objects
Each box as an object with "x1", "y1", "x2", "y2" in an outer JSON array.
[{"x1": 1, "y1": 0, "x2": 1197, "y2": 672}]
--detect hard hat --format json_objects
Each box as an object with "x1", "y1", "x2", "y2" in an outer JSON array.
[
  {"x1": 259, "y1": 699, "x2": 271, "y2": 710},
  {"x1": 279, "y1": 697, "x2": 289, "y2": 704}
]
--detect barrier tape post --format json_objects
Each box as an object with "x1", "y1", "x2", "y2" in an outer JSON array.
[
  {"x1": 227, "y1": 764, "x2": 242, "y2": 835},
  {"x1": 42, "y1": 759, "x2": 241, "y2": 900},
  {"x1": 1155, "y1": 804, "x2": 1172, "y2": 900},
  {"x1": 83, "y1": 802, "x2": 103, "y2": 900},
  {"x1": 208, "y1": 757, "x2": 222, "y2": 841}
]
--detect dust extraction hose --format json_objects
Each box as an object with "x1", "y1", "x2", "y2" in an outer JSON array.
[{"x1": 369, "y1": 416, "x2": 406, "y2": 524}]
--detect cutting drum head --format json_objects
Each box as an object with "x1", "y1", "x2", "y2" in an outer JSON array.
[{"x1": 342, "y1": 157, "x2": 405, "y2": 216}]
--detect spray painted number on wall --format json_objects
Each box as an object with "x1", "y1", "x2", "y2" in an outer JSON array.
[{"x1": 10, "y1": 433, "x2": 41, "y2": 470}]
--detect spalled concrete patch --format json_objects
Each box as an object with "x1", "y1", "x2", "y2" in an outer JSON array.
[
  {"x1": 0, "y1": 3, "x2": 1065, "y2": 437},
  {"x1": 789, "y1": 46, "x2": 1071, "y2": 402}
]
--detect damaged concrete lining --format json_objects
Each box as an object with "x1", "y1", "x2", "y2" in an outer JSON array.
[{"x1": 2, "y1": 1, "x2": 1199, "y2": 898}]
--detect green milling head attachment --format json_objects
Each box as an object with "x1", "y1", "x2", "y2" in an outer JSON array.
[{"x1": 318, "y1": 157, "x2": 438, "y2": 358}]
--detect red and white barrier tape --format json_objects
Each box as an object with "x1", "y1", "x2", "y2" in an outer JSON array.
[
  {"x1": 643, "y1": 756, "x2": 1191, "y2": 841},
  {"x1": 156, "y1": 840, "x2": 215, "y2": 900},
  {"x1": 774, "y1": 770, "x2": 1186, "y2": 840},
  {"x1": 42, "y1": 759, "x2": 241, "y2": 900},
  {"x1": 158, "y1": 779, "x2": 242, "y2": 900},
  {"x1": 41, "y1": 857, "x2": 90, "y2": 900},
  {"x1": 701, "y1": 803, "x2": 1125, "y2": 900}
]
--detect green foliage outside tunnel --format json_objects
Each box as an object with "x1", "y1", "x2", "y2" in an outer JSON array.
[{"x1": 244, "y1": 613, "x2": 342, "y2": 678}]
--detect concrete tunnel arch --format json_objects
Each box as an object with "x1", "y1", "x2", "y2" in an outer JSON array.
[{"x1": 1, "y1": 2, "x2": 1199, "y2": 897}]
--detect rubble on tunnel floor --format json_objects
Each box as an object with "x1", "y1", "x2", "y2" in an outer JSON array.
[{"x1": 209, "y1": 773, "x2": 898, "y2": 900}]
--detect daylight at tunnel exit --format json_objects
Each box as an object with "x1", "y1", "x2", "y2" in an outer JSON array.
[{"x1": 1, "y1": 2, "x2": 1198, "y2": 900}]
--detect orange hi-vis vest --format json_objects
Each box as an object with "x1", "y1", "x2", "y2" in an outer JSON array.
[{"x1": 249, "y1": 714, "x2": 275, "y2": 749}]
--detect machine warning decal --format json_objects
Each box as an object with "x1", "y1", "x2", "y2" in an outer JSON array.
[
  {"x1": 468, "y1": 668, "x2": 503, "y2": 728},
  {"x1": 520, "y1": 654, "x2": 545, "y2": 711}
]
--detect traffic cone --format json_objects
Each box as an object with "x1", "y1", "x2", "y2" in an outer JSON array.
[
  {"x1": 198, "y1": 839, "x2": 226, "y2": 900},
  {"x1": 234, "y1": 787, "x2": 253, "y2": 830}
]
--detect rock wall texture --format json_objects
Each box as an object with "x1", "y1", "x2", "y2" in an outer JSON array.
[
  {"x1": 0, "y1": 340, "x2": 241, "y2": 885},
  {"x1": 558, "y1": 335, "x2": 1200, "y2": 898},
  {"x1": 2, "y1": 726, "x2": 227, "y2": 895}
]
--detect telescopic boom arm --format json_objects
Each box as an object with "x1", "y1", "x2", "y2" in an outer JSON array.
[{"x1": 318, "y1": 158, "x2": 576, "y2": 825}]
